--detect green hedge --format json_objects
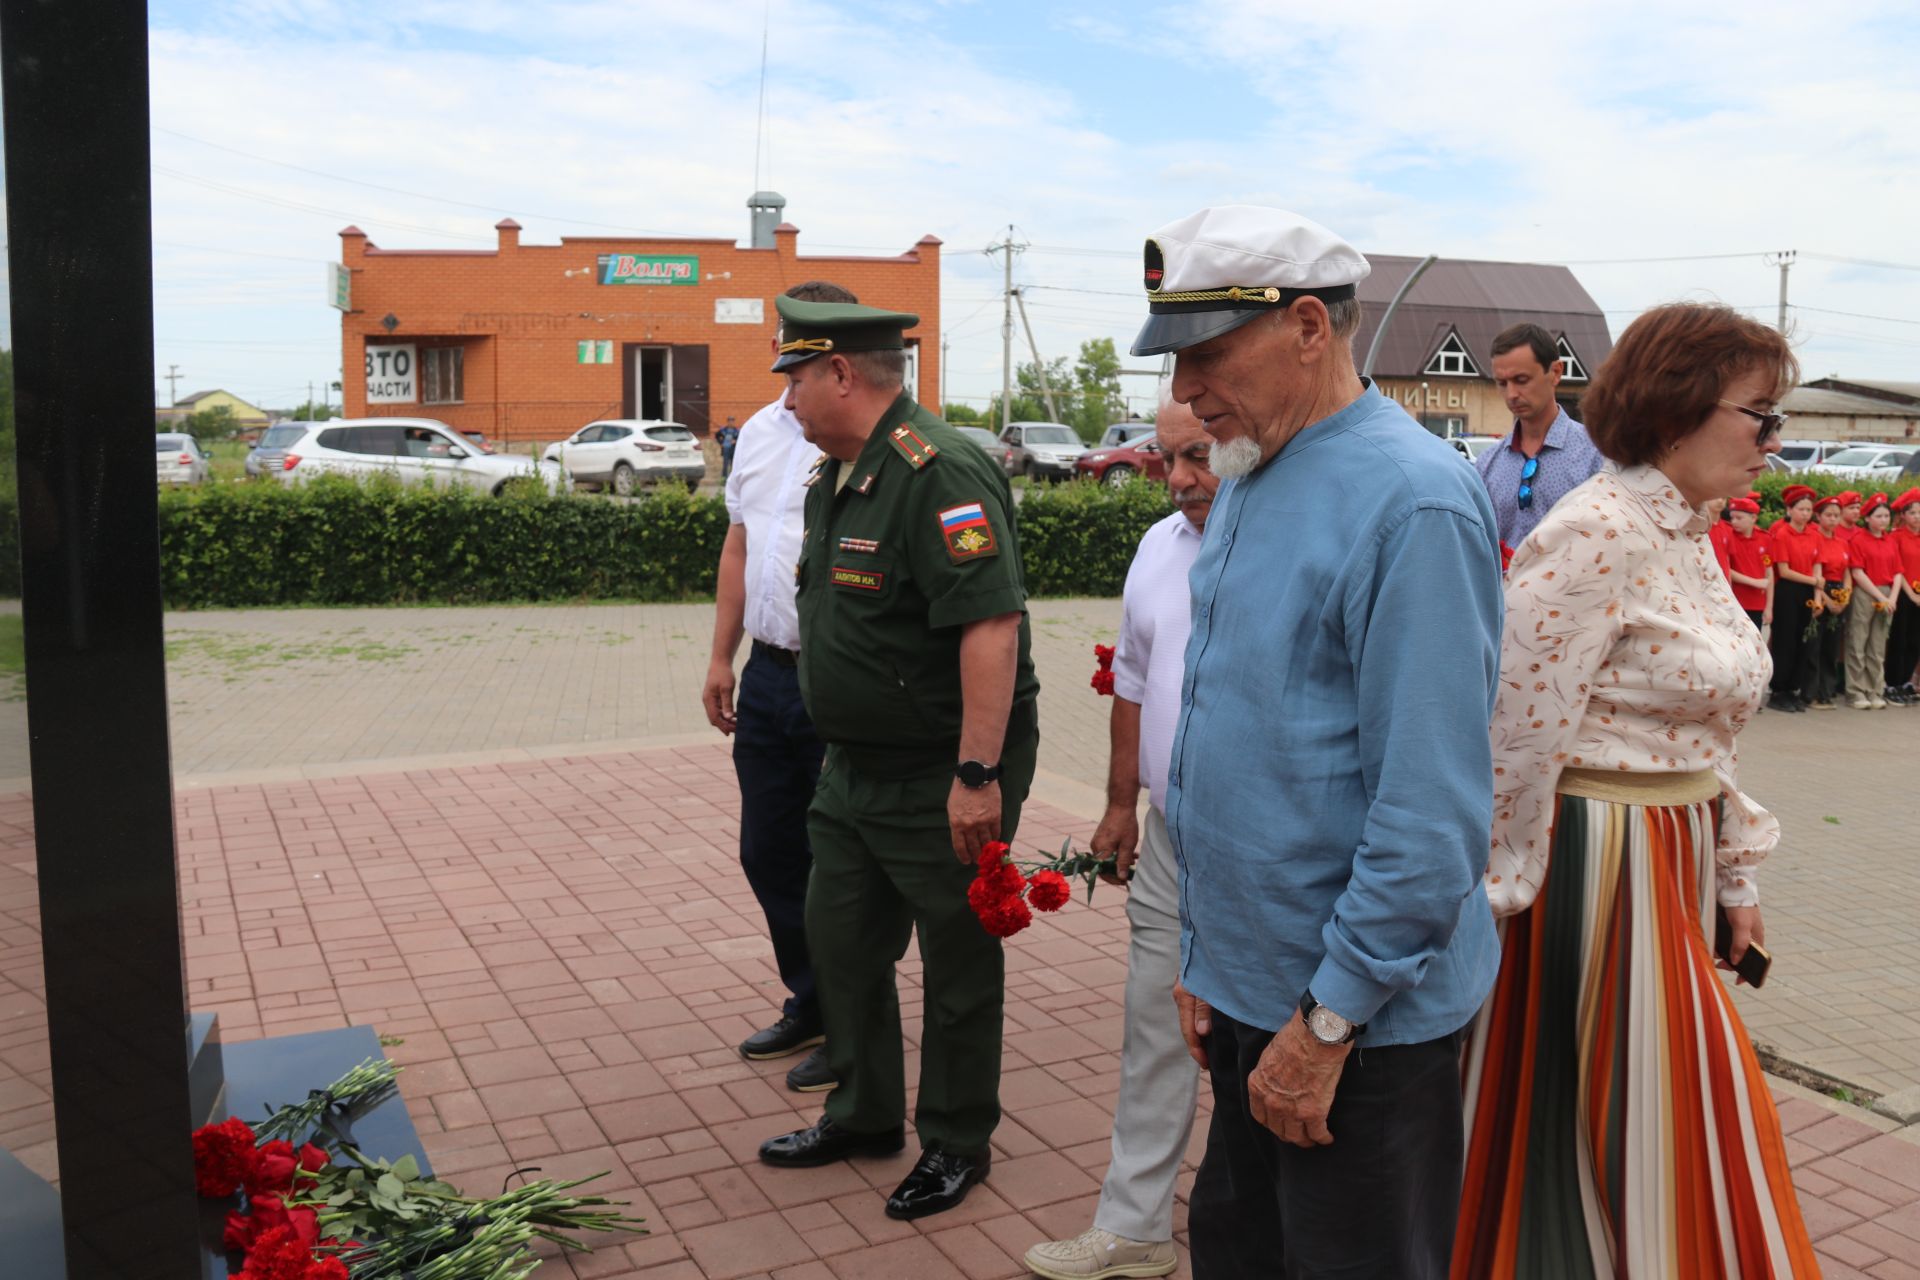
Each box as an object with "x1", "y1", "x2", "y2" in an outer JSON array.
[
  {"x1": 1751, "y1": 469, "x2": 1912, "y2": 524},
  {"x1": 156, "y1": 476, "x2": 729, "y2": 607},
  {"x1": 1016, "y1": 477, "x2": 1176, "y2": 597}
]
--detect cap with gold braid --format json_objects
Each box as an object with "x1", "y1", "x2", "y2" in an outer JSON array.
[
  {"x1": 1131, "y1": 205, "x2": 1370, "y2": 357},
  {"x1": 771, "y1": 296, "x2": 921, "y2": 372}
]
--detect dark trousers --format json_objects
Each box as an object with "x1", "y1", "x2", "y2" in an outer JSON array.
[
  {"x1": 733, "y1": 644, "x2": 827, "y2": 1025},
  {"x1": 1769, "y1": 580, "x2": 1815, "y2": 699},
  {"x1": 1890, "y1": 595, "x2": 1920, "y2": 688},
  {"x1": 1811, "y1": 586, "x2": 1848, "y2": 701},
  {"x1": 1188, "y1": 1010, "x2": 1463, "y2": 1280},
  {"x1": 1744, "y1": 608, "x2": 1766, "y2": 631}
]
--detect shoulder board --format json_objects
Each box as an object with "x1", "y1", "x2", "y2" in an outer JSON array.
[{"x1": 886, "y1": 424, "x2": 939, "y2": 471}]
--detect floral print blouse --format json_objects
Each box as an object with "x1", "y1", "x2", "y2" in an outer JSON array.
[{"x1": 1487, "y1": 464, "x2": 1776, "y2": 917}]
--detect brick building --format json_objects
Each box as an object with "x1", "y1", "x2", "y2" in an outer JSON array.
[{"x1": 336, "y1": 194, "x2": 942, "y2": 443}]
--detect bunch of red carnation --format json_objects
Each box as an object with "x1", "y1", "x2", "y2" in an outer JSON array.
[
  {"x1": 968, "y1": 841, "x2": 1072, "y2": 938},
  {"x1": 1499, "y1": 541, "x2": 1515, "y2": 575},
  {"x1": 193, "y1": 1115, "x2": 336, "y2": 1275},
  {"x1": 1091, "y1": 644, "x2": 1116, "y2": 696}
]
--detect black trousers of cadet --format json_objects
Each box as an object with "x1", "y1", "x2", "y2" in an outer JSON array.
[
  {"x1": 733, "y1": 643, "x2": 827, "y2": 1026},
  {"x1": 1769, "y1": 580, "x2": 1816, "y2": 700},
  {"x1": 1188, "y1": 1010, "x2": 1463, "y2": 1280},
  {"x1": 1889, "y1": 595, "x2": 1920, "y2": 688}
]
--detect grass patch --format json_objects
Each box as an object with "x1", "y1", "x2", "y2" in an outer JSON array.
[{"x1": 0, "y1": 614, "x2": 22, "y2": 675}]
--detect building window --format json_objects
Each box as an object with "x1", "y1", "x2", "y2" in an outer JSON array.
[
  {"x1": 1423, "y1": 330, "x2": 1479, "y2": 377},
  {"x1": 423, "y1": 347, "x2": 464, "y2": 404},
  {"x1": 1555, "y1": 336, "x2": 1589, "y2": 381}
]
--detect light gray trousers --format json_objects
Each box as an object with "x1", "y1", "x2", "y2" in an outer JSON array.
[{"x1": 1092, "y1": 806, "x2": 1203, "y2": 1243}]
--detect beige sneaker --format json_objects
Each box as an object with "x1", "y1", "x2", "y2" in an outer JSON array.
[{"x1": 1023, "y1": 1227, "x2": 1177, "y2": 1279}]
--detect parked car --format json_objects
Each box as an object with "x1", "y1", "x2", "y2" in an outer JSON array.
[
  {"x1": 542, "y1": 419, "x2": 705, "y2": 494},
  {"x1": 277, "y1": 418, "x2": 568, "y2": 495},
  {"x1": 1774, "y1": 439, "x2": 1848, "y2": 468},
  {"x1": 1902, "y1": 452, "x2": 1920, "y2": 480},
  {"x1": 1075, "y1": 436, "x2": 1166, "y2": 487},
  {"x1": 997, "y1": 421, "x2": 1087, "y2": 481},
  {"x1": 1095, "y1": 421, "x2": 1156, "y2": 449},
  {"x1": 245, "y1": 422, "x2": 309, "y2": 479},
  {"x1": 1811, "y1": 444, "x2": 1916, "y2": 480},
  {"x1": 459, "y1": 429, "x2": 496, "y2": 454},
  {"x1": 954, "y1": 426, "x2": 1013, "y2": 470},
  {"x1": 1447, "y1": 435, "x2": 1501, "y2": 463},
  {"x1": 156, "y1": 433, "x2": 211, "y2": 485}
]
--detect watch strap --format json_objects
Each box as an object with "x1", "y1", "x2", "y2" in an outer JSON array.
[{"x1": 1299, "y1": 991, "x2": 1365, "y2": 1043}]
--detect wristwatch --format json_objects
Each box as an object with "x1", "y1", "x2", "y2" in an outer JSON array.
[
  {"x1": 954, "y1": 759, "x2": 1003, "y2": 789},
  {"x1": 1299, "y1": 991, "x2": 1365, "y2": 1045}
]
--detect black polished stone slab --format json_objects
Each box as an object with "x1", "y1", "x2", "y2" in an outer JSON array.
[
  {"x1": 2, "y1": 2, "x2": 199, "y2": 1277},
  {"x1": 217, "y1": 1025, "x2": 429, "y2": 1174},
  {"x1": 187, "y1": 1015, "x2": 226, "y2": 1131},
  {"x1": 0, "y1": 1144, "x2": 66, "y2": 1278}
]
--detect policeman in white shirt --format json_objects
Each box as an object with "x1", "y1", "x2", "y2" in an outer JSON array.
[
  {"x1": 701, "y1": 280, "x2": 859, "y2": 1094},
  {"x1": 1024, "y1": 393, "x2": 1218, "y2": 1280}
]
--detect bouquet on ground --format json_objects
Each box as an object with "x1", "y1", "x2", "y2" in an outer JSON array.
[
  {"x1": 192, "y1": 1057, "x2": 645, "y2": 1279},
  {"x1": 968, "y1": 839, "x2": 1117, "y2": 938}
]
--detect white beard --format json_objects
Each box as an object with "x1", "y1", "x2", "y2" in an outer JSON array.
[{"x1": 1208, "y1": 435, "x2": 1264, "y2": 480}]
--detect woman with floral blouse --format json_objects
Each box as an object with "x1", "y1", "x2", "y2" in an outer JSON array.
[{"x1": 1455, "y1": 304, "x2": 1817, "y2": 1279}]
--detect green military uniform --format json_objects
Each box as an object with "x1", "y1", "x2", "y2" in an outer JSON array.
[{"x1": 782, "y1": 304, "x2": 1040, "y2": 1157}]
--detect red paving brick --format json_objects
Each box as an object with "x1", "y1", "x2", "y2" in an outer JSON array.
[{"x1": 0, "y1": 742, "x2": 1914, "y2": 1277}]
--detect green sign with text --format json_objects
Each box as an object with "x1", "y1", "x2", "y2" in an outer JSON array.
[{"x1": 597, "y1": 253, "x2": 699, "y2": 285}]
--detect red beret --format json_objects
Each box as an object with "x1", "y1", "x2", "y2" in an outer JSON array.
[
  {"x1": 1781, "y1": 484, "x2": 1817, "y2": 506},
  {"x1": 1813, "y1": 495, "x2": 1840, "y2": 513},
  {"x1": 1862, "y1": 493, "x2": 1889, "y2": 517},
  {"x1": 1893, "y1": 488, "x2": 1920, "y2": 512},
  {"x1": 1837, "y1": 490, "x2": 1863, "y2": 507},
  {"x1": 1729, "y1": 497, "x2": 1761, "y2": 514},
  {"x1": 1744, "y1": 490, "x2": 1761, "y2": 503}
]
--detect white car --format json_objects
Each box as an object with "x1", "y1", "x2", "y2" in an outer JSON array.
[
  {"x1": 1448, "y1": 435, "x2": 1501, "y2": 463},
  {"x1": 156, "y1": 433, "x2": 211, "y2": 485},
  {"x1": 542, "y1": 419, "x2": 706, "y2": 495},
  {"x1": 998, "y1": 421, "x2": 1089, "y2": 481},
  {"x1": 277, "y1": 417, "x2": 567, "y2": 495},
  {"x1": 1811, "y1": 444, "x2": 1916, "y2": 481}
]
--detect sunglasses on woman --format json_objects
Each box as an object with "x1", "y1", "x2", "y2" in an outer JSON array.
[{"x1": 1718, "y1": 399, "x2": 1788, "y2": 447}]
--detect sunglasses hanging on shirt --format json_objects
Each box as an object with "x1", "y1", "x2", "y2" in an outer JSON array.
[{"x1": 1517, "y1": 455, "x2": 1540, "y2": 511}]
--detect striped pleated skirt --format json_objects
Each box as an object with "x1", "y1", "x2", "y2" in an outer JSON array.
[{"x1": 1454, "y1": 786, "x2": 1819, "y2": 1278}]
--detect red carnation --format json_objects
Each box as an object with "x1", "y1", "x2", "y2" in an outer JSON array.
[
  {"x1": 1091, "y1": 669, "x2": 1116, "y2": 696},
  {"x1": 306, "y1": 1259, "x2": 349, "y2": 1280},
  {"x1": 1093, "y1": 644, "x2": 1115, "y2": 668},
  {"x1": 246, "y1": 1139, "x2": 299, "y2": 1198},
  {"x1": 232, "y1": 1195, "x2": 320, "y2": 1257},
  {"x1": 979, "y1": 895, "x2": 1032, "y2": 938},
  {"x1": 1027, "y1": 870, "x2": 1071, "y2": 913},
  {"x1": 235, "y1": 1223, "x2": 322, "y2": 1280},
  {"x1": 1500, "y1": 541, "x2": 1515, "y2": 574},
  {"x1": 192, "y1": 1116, "x2": 259, "y2": 1198},
  {"x1": 978, "y1": 840, "x2": 1011, "y2": 868}
]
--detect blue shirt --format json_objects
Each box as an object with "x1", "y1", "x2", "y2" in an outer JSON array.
[
  {"x1": 1166, "y1": 384, "x2": 1503, "y2": 1046},
  {"x1": 1472, "y1": 406, "x2": 1605, "y2": 547}
]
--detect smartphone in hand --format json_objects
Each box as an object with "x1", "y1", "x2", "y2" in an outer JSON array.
[{"x1": 1714, "y1": 906, "x2": 1771, "y2": 989}]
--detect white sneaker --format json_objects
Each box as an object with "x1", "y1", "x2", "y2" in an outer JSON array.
[
  {"x1": 1871, "y1": 696, "x2": 1888, "y2": 709},
  {"x1": 1024, "y1": 1227, "x2": 1177, "y2": 1279},
  {"x1": 1850, "y1": 697, "x2": 1873, "y2": 710}
]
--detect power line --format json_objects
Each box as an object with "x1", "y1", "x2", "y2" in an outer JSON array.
[
  {"x1": 1793, "y1": 303, "x2": 1920, "y2": 327},
  {"x1": 1546, "y1": 251, "x2": 1769, "y2": 266},
  {"x1": 153, "y1": 166, "x2": 497, "y2": 242},
  {"x1": 1802, "y1": 251, "x2": 1920, "y2": 273}
]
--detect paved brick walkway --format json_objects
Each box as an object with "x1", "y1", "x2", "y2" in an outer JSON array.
[{"x1": 2, "y1": 741, "x2": 1918, "y2": 1276}]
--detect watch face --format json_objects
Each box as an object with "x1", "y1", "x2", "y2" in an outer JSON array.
[{"x1": 1307, "y1": 1005, "x2": 1351, "y2": 1044}]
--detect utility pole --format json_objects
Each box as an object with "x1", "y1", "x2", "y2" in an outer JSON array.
[
  {"x1": 987, "y1": 225, "x2": 1024, "y2": 432},
  {"x1": 307, "y1": 381, "x2": 314, "y2": 415},
  {"x1": 1765, "y1": 250, "x2": 1796, "y2": 333},
  {"x1": 940, "y1": 337, "x2": 949, "y2": 413},
  {"x1": 1011, "y1": 288, "x2": 1062, "y2": 423},
  {"x1": 165, "y1": 363, "x2": 181, "y2": 405}
]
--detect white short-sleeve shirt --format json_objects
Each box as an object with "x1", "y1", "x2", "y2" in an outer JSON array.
[
  {"x1": 1111, "y1": 510, "x2": 1203, "y2": 812},
  {"x1": 724, "y1": 397, "x2": 818, "y2": 652}
]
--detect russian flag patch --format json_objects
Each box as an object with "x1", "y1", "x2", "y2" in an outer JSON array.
[{"x1": 937, "y1": 502, "x2": 997, "y2": 562}]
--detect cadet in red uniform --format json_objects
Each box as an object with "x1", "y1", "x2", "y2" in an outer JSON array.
[
  {"x1": 1836, "y1": 490, "x2": 1864, "y2": 545},
  {"x1": 1807, "y1": 495, "x2": 1851, "y2": 708},
  {"x1": 1766, "y1": 484, "x2": 1821, "y2": 711},
  {"x1": 1888, "y1": 488, "x2": 1920, "y2": 703},
  {"x1": 1846, "y1": 494, "x2": 1901, "y2": 708},
  {"x1": 1720, "y1": 496, "x2": 1772, "y2": 630}
]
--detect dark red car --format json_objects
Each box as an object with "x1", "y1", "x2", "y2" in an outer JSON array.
[{"x1": 1073, "y1": 436, "x2": 1167, "y2": 487}]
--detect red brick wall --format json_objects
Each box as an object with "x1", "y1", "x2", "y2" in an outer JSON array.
[{"x1": 339, "y1": 221, "x2": 941, "y2": 443}]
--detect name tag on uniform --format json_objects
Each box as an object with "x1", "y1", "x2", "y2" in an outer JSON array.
[{"x1": 830, "y1": 565, "x2": 885, "y2": 592}]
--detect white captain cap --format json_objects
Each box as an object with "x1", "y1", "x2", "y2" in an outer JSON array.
[{"x1": 1130, "y1": 205, "x2": 1371, "y2": 356}]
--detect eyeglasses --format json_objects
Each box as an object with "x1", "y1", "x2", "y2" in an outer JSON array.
[
  {"x1": 1517, "y1": 455, "x2": 1540, "y2": 510},
  {"x1": 1718, "y1": 399, "x2": 1789, "y2": 447}
]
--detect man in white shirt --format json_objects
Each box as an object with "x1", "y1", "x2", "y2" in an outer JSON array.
[
  {"x1": 702, "y1": 280, "x2": 858, "y2": 1093},
  {"x1": 1024, "y1": 396, "x2": 1218, "y2": 1280}
]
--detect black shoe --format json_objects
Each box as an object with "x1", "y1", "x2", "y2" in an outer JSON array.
[
  {"x1": 785, "y1": 1046, "x2": 837, "y2": 1093},
  {"x1": 739, "y1": 1013, "x2": 824, "y2": 1061},
  {"x1": 884, "y1": 1148, "x2": 990, "y2": 1220},
  {"x1": 758, "y1": 1116, "x2": 904, "y2": 1168}
]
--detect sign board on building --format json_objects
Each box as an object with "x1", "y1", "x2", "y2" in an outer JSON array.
[
  {"x1": 576, "y1": 340, "x2": 613, "y2": 364},
  {"x1": 714, "y1": 298, "x2": 764, "y2": 325},
  {"x1": 365, "y1": 344, "x2": 416, "y2": 402},
  {"x1": 327, "y1": 262, "x2": 351, "y2": 311},
  {"x1": 597, "y1": 253, "x2": 699, "y2": 286}
]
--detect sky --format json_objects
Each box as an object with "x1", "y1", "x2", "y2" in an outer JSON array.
[{"x1": 90, "y1": 0, "x2": 1920, "y2": 412}]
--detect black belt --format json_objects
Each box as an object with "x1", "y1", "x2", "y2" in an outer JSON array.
[{"x1": 752, "y1": 639, "x2": 799, "y2": 668}]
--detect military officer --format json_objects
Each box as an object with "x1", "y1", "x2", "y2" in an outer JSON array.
[{"x1": 755, "y1": 297, "x2": 1041, "y2": 1223}]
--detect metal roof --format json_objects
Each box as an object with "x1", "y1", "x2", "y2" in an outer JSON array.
[
  {"x1": 1782, "y1": 386, "x2": 1920, "y2": 418},
  {"x1": 1354, "y1": 255, "x2": 1612, "y2": 380},
  {"x1": 1804, "y1": 378, "x2": 1920, "y2": 406}
]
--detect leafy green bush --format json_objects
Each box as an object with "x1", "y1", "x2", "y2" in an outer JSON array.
[
  {"x1": 1750, "y1": 469, "x2": 1911, "y2": 524},
  {"x1": 1016, "y1": 476, "x2": 1175, "y2": 597},
  {"x1": 156, "y1": 476, "x2": 729, "y2": 608}
]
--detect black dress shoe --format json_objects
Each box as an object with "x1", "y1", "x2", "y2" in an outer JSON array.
[
  {"x1": 785, "y1": 1045, "x2": 838, "y2": 1093},
  {"x1": 759, "y1": 1116, "x2": 904, "y2": 1168},
  {"x1": 884, "y1": 1148, "x2": 989, "y2": 1220},
  {"x1": 739, "y1": 1013, "x2": 824, "y2": 1061}
]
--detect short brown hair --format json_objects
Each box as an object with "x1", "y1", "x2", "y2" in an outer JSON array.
[
  {"x1": 1580, "y1": 303, "x2": 1799, "y2": 467},
  {"x1": 1490, "y1": 322, "x2": 1557, "y2": 371},
  {"x1": 784, "y1": 280, "x2": 856, "y2": 304}
]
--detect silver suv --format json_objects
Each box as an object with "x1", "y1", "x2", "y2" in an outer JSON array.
[
  {"x1": 997, "y1": 421, "x2": 1088, "y2": 481},
  {"x1": 277, "y1": 418, "x2": 568, "y2": 495}
]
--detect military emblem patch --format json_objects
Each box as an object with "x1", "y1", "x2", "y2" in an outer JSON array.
[
  {"x1": 938, "y1": 502, "x2": 998, "y2": 562},
  {"x1": 830, "y1": 565, "x2": 884, "y2": 591}
]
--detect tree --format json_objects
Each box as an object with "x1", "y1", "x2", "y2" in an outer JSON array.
[
  {"x1": 290, "y1": 401, "x2": 336, "y2": 421},
  {"x1": 1069, "y1": 338, "x2": 1124, "y2": 441},
  {"x1": 942, "y1": 402, "x2": 983, "y2": 424},
  {"x1": 179, "y1": 403, "x2": 239, "y2": 445}
]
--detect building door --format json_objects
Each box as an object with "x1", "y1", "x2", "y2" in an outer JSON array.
[
  {"x1": 631, "y1": 346, "x2": 671, "y2": 421},
  {"x1": 670, "y1": 345, "x2": 709, "y2": 435}
]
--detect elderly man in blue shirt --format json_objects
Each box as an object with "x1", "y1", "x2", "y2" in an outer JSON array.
[
  {"x1": 1473, "y1": 321, "x2": 1605, "y2": 547},
  {"x1": 1131, "y1": 206, "x2": 1503, "y2": 1280}
]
